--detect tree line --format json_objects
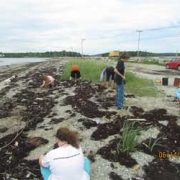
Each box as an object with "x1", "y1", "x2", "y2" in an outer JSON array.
[
  {"x1": 0, "y1": 51, "x2": 81, "y2": 58},
  {"x1": 100, "y1": 51, "x2": 177, "y2": 57},
  {"x1": 0, "y1": 50, "x2": 177, "y2": 58}
]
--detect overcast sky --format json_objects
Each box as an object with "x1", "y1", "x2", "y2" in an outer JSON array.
[{"x1": 0, "y1": 0, "x2": 180, "y2": 54}]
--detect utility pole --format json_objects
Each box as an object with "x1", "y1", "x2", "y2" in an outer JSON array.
[
  {"x1": 136, "y1": 30, "x2": 142, "y2": 61},
  {"x1": 81, "y1": 38, "x2": 86, "y2": 58},
  {"x1": 176, "y1": 49, "x2": 178, "y2": 57}
]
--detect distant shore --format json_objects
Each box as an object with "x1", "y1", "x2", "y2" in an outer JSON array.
[{"x1": 0, "y1": 57, "x2": 48, "y2": 67}]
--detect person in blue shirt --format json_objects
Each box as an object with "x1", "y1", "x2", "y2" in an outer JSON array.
[{"x1": 176, "y1": 85, "x2": 180, "y2": 104}]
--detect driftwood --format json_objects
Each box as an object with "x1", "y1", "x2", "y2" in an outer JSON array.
[
  {"x1": 127, "y1": 118, "x2": 146, "y2": 121},
  {"x1": 0, "y1": 128, "x2": 24, "y2": 150}
]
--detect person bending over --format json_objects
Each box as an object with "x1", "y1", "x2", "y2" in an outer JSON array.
[
  {"x1": 70, "y1": 64, "x2": 81, "y2": 81},
  {"x1": 39, "y1": 127, "x2": 90, "y2": 180},
  {"x1": 105, "y1": 66, "x2": 115, "y2": 88},
  {"x1": 100, "y1": 66, "x2": 115, "y2": 88},
  {"x1": 40, "y1": 74, "x2": 55, "y2": 88}
]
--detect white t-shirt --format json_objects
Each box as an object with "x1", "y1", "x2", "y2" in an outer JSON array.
[
  {"x1": 99, "y1": 68, "x2": 106, "y2": 81},
  {"x1": 42, "y1": 145, "x2": 90, "y2": 180}
]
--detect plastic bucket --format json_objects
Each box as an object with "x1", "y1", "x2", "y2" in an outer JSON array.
[
  {"x1": 174, "y1": 78, "x2": 180, "y2": 87},
  {"x1": 162, "y1": 77, "x2": 168, "y2": 86}
]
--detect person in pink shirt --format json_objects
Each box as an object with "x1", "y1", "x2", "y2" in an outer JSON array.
[{"x1": 40, "y1": 75, "x2": 55, "y2": 88}]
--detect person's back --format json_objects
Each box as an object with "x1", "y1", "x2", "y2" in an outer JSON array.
[
  {"x1": 106, "y1": 66, "x2": 114, "y2": 76},
  {"x1": 41, "y1": 75, "x2": 55, "y2": 88},
  {"x1": 70, "y1": 64, "x2": 81, "y2": 81},
  {"x1": 42, "y1": 145, "x2": 88, "y2": 180},
  {"x1": 46, "y1": 75, "x2": 55, "y2": 83},
  {"x1": 39, "y1": 128, "x2": 90, "y2": 180}
]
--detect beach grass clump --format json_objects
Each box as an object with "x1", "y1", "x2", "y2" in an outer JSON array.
[
  {"x1": 125, "y1": 72, "x2": 158, "y2": 97},
  {"x1": 61, "y1": 59, "x2": 106, "y2": 82},
  {"x1": 117, "y1": 122, "x2": 141, "y2": 153},
  {"x1": 61, "y1": 58, "x2": 158, "y2": 97}
]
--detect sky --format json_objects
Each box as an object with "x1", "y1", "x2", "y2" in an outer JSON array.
[{"x1": 0, "y1": 0, "x2": 180, "y2": 54}]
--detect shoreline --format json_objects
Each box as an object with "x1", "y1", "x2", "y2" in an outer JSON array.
[
  {"x1": 0, "y1": 57, "x2": 48, "y2": 67},
  {"x1": 0, "y1": 62, "x2": 44, "y2": 84}
]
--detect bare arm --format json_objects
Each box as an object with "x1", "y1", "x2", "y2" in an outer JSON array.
[
  {"x1": 39, "y1": 155, "x2": 44, "y2": 166},
  {"x1": 40, "y1": 80, "x2": 46, "y2": 88},
  {"x1": 114, "y1": 68, "x2": 125, "y2": 80}
]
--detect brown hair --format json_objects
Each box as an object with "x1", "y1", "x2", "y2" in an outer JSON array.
[
  {"x1": 119, "y1": 53, "x2": 129, "y2": 60},
  {"x1": 56, "y1": 128, "x2": 80, "y2": 149},
  {"x1": 42, "y1": 74, "x2": 48, "y2": 81}
]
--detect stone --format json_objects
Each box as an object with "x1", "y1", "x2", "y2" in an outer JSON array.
[
  {"x1": 21, "y1": 99, "x2": 27, "y2": 103},
  {"x1": 0, "y1": 126, "x2": 8, "y2": 133}
]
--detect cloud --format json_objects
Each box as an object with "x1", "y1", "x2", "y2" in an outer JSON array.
[{"x1": 0, "y1": 0, "x2": 180, "y2": 53}]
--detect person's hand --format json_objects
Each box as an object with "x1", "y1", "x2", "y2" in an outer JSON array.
[
  {"x1": 39, "y1": 155, "x2": 44, "y2": 166},
  {"x1": 40, "y1": 81, "x2": 45, "y2": 88},
  {"x1": 39, "y1": 155, "x2": 44, "y2": 160},
  {"x1": 122, "y1": 76, "x2": 126, "y2": 80}
]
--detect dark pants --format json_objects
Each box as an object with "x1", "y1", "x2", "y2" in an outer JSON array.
[
  {"x1": 106, "y1": 67, "x2": 114, "y2": 81},
  {"x1": 71, "y1": 71, "x2": 81, "y2": 79}
]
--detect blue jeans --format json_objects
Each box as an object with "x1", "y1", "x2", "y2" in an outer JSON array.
[
  {"x1": 40, "y1": 157, "x2": 91, "y2": 180},
  {"x1": 116, "y1": 83, "x2": 124, "y2": 109}
]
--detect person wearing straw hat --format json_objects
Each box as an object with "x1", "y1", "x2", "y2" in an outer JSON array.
[{"x1": 114, "y1": 52, "x2": 129, "y2": 109}]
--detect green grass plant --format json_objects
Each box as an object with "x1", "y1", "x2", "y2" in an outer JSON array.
[
  {"x1": 61, "y1": 59, "x2": 106, "y2": 82},
  {"x1": 125, "y1": 71, "x2": 158, "y2": 97},
  {"x1": 61, "y1": 59, "x2": 158, "y2": 96},
  {"x1": 117, "y1": 122, "x2": 141, "y2": 153},
  {"x1": 142, "y1": 137, "x2": 162, "y2": 152}
]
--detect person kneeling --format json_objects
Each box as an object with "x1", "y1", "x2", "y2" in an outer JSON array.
[
  {"x1": 40, "y1": 75, "x2": 55, "y2": 88},
  {"x1": 39, "y1": 127, "x2": 90, "y2": 180},
  {"x1": 69, "y1": 64, "x2": 81, "y2": 81}
]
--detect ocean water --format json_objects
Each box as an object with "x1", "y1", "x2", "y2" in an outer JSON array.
[{"x1": 0, "y1": 58, "x2": 48, "y2": 67}]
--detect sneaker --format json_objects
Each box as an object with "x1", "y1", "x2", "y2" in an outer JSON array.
[{"x1": 117, "y1": 106, "x2": 128, "y2": 110}]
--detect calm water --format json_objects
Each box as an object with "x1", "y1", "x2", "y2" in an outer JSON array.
[{"x1": 0, "y1": 58, "x2": 48, "y2": 67}]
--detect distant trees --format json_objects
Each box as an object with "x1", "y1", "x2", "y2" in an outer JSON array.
[
  {"x1": 1, "y1": 51, "x2": 81, "y2": 58},
  {"x1": 0, "y1": 50, "x2": 177, "y2": 58},
  {"x1": 99, "y1": 51, "x2": 176, "y2": 57}
]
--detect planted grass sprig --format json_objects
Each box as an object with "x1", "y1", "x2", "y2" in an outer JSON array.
[
  {"x1": 117, "y1": 122, "x2": 141, "y2": 153},
  {"x1": 142, "y1": 137, "x2": 162, "y2": 152}
]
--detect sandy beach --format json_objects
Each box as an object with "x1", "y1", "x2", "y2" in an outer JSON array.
[{"x1": 0, "y1": 58, "x2": 179, "y2": 180}]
